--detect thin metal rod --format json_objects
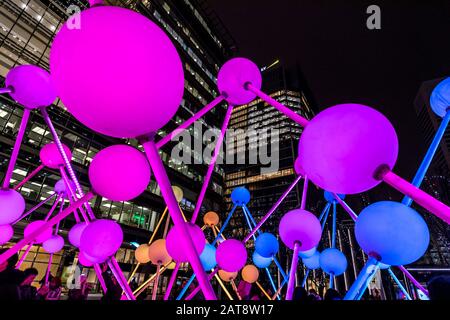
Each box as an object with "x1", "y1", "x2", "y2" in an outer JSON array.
[
  {"x1": 215, "y1": 274, "x2": 234, "y2": 300},
  {"x1": 156, "y1": 96, "x2": 225, "y2": 148},
  {"x1": 344, "y1": 256, "x2": 379, "y2": 300},
  {"x1": 319, "y1": 203, "x2": 331, "y2": 222},
  {"x1": 2, "y1": 108, "x2": 30, "y2": 189},
  {"x1": 388, "y1": 268, "x2": 412, "y2": 300},
  {"x1": 300, "y1": 176, "x2": 308, "y2": 210},
  {"x1": 331, "y1": 202, "x2": 337, "y2": 248},
  {"x1": 163, "y1": 262, "x2": 180, "y2": 300},
  {"x1": 256, "y1": 281, "x2": 272, "y2": 300},
  {"x1": 212, "y1": 204, "x2": 237, "y2": 245},
  {"x1": 59, "y1": 167, "x2": 87, "y2": 222},
  {"x1": 320, "y1": 203, "x2": 332, "y2": 231},
  {"x1": 244, "y1": 175, "x2": 302, "y2": 242},
  {"x1": 152, "y1": 263, "x2": 161, "y2": 300},
  {"x1": 185, "y1": 269, "x2": 218, "y2": 301},
  {"x1": 191, "y1": 104, "x2": 234, "y2": 223},
  {"x1": 133, "y1": 262, "x2": 170, "y2": 297},
  {"x1": 333, "y1": 194, "x2": 358, "y2": 220},
  {"x1": 16, "y1": 244, "x2": 33, "y2": 269},
  {"x1": 0, "y1": 193, "x2": 94, "y2": 265},
  {"x1": 93, "y1": 263, "x2": 107, "y2": 294},
  {"x1": 231, "y1": 280, "x2": 242, "y2": 300},
  {"x1": 142, "y1": 139, "x2": 216, "y2": 300},
  {"x1": 0, "y1": 87, "x2": 12, "y2": 94},
  {"x1": 286, "y1": 242, "x2": 301, "y2": 300},
  {"x1": 108, "y1": 258, "x2": 136, "y2": 300},
  {"x1": 14, "y1": 164, "x2": 45, "y2": 190},
  {"x1": 403, "y1": 110, "x2": 450, "y2": 206},
  {"x1": 246, "y1": 83, "x2": 310, "y2": 127},
  {"x1": 13, "y1": 193, "x2": 57, "y2": 225},
  {"x1": 381, "y1": 170, "x2": 450, "y2": 224},
  {"x1": 301, "y1": 269, "x2": 310, "y2": 287},
  {"x1": 45, "y1": 254, "x2": 53, "y2": 285},
  {"x1": 397, "y1": 265, "x2": 429, "y2": 296}
]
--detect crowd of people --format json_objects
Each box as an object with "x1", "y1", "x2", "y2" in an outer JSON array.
[{"x1": 2, "y1": 248, "x2": 450, "y2": 301}]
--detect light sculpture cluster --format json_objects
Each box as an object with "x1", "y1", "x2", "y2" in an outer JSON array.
[{"x1": 0, "y1": 0, "x2": 448, "y2": 301}]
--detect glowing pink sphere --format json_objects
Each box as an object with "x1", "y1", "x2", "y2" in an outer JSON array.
[
  {"x1": 0, "y1": 224, "x2": 14, "y2": 245},
  {"x1": 42, "y1": 235, "x2": 65, "y2": 253},
  {"x1": 79, "y1": 219, "x2": 123, "y2": 260},
  {"x1": 50, "y1": 6, "x2": 184, "y2": 138},
  {"x1": 78, "y1": 251, "x2": 94, "y2": 267},
  {"x1": 216, "y1": 239, "x2": 248, "y2": 272},
  {"x1": 279, "y1": 209, "x2": 322, "y2": 251},
  {"x1": 5, "y1": 65, "x2": 56, "y2": 109},
  {"x1": 294, "y1": 157, "x2": 306, "y2": 176},
  {"x1": 88, "y1": 145, "x2": 151, "y2": 201},
  {"x1": 217, "y1": 58, "x2": 262, "y2": 105},
  {"x1": 298, "y1": 104, "x2": 398, "y2": 194},
  {"x1": 166, "y1": 223, "x2": 206, "y2": 263},
  {"x1": 24, "y1": 220, "x2": 53, "y2": 244},
  {"x1": 54, "y1": 179, "x2": 76, "y2": 198},
  {"x1": 40, "y1": 143, "x2": 72, "y2": 169},
  {"x1": 0, "y1": 189, "x2": 25, "y2": 225},
  {"x1": 68, "y1": 222, "x2": 88, "y2": 247}
]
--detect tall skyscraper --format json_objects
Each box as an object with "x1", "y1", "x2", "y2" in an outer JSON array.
[{"x1": 0, "y1": 0, "x2": 235, "y2": 292}]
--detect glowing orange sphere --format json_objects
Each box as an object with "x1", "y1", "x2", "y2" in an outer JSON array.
[
  {"x1": 241, "y1": 265, "x2": 259, "y2": 284},
  {"x1": 135, "y1": 244, "x2": 151, "y2": 264},
  {"x1": 218, "y1": 270, "x2": 238, "y2": 282},
  {"x1": 203, "y1": 211, "x2": 220, "y2": 227},
  {"x1": 148, "y1": 239, "x2": 171, "y2": 265}
]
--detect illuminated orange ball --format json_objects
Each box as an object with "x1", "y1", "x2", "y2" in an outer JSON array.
[
  {"x1": 203, "y1": 211, "x2": 220, "y2": 227},
  {"x1": 241, "y1": 265, "x2": 259, "y2": 283},
  {"x1": 135, "y1": 244, "x2": 151, "y2": 264},
  {"x1": 218, "y1": 270, "x2": 238, "y2": 282},
  {"x1": 148, "y1": 239, "x2": 171, "y2": 265}
]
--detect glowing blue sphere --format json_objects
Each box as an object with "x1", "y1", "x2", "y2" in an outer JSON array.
[
  {"x1": 302, "y1": 250, "x2": 320, "y2": 270},
  {"x1": 252, "y1": 251, "x2": 272, "y2": 269},
  {"x1": 324, "y1": 191, "x2": 345, "y2": 203},
  {"x1": 355, "y1": 201, "x2": 430, "y2": 266},
  {"x1": 200, "y1": 243, "x2": 217, "y2": 270},
  {"x1": 430, "y1": 77, "x2": 450, "y2": 117},
  {"x1": 255, "y1": 233, "x2": 279, "y2": 258},
  {"x1": 298, "y1": 246, "x2": 316, "y2": 259},
  {"x1": 319, "y1": 248, "x2": 347, "y2": 276},
  {"x1": 231, "y1": 187, "x2": 250, "y2": 205}
]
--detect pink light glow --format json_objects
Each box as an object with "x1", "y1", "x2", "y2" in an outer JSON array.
[
  {"x1": 88, "y1": 145, "x2": 151, "y2": 201},
  {"x1": 24, "y1": 220, "x2": 53, "y2": 244},
  {"x1": 279, "y1": 209, "x2": 322, "y2": 251},
  {"x1": 68, "y1": 222, "x2": 88, "y2": 247},
  {"x1": 217, "y1": 58, "x2": 262, "y2": 105},
  {"x1": 166, "y1": 223, "x2": 206, "y2": 263},
  {"x1": 0, "y1": 189, "x2": 25, "y2": 225},
  {"x1": 299, "y1": 104, "x2": 398, "y2": 194},
  {"x1": 216, "y1": 239, "x2": 247, "y2": 272},
  {"x1": 50, "y1": 6, "x2": 184, "y2": 138},
  {"x1": 79, "y1": 219, "x2": 123, "y2": 260},
  {"x1": 78, "y1": 251, "x2": 94, "y2": 267},
  {"x1": 0, "y1": 224, "x2": 13, "y2": 245},
  {"x1": 5, "y1": 65, "x2": 56, "y2": 109},
  {"x1": 42, "y1": 235, "x2": 65, "y2": 253},
  {"x1": 40, "y1": 143, "x2": 72, "y2": 169}
]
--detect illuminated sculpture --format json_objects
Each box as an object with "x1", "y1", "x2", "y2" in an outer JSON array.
[{"x1": 0, "y1": 0, "x2": 448, "y2": 301}]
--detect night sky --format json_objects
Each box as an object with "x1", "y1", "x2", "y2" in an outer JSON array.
[{"x1": 207, "y1": 0, "x2": 450, "y2": 182}]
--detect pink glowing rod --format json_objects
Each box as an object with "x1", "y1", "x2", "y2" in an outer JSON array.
[
  {"x1": 156, "y1": 95, "x2": 225, "y2": 148},
  {"x1": 0, "y1": 193, "x2": 93, "y2": 265},
  {"x1": 244, "y1": 175, "x2": 302, "y2": 242},
  {"x1": 13, "y1": 164, "x2": 45, "y2": 191},
  {"x1": 286, "y1": 242, "x2": 301, "y2": 300},
  {"x1": 141, "y1": 139, "x2": 217, "y2": 300},
  {"x1": 377, "y1": 168, "x2": 450, "y2": 224},
  {"x1": 0, "y1": 87, "x2": 13, "y2": 94},
  {"x1": 13, "y1": 193, "x2": 57, "y2": 225},
  {"x1": 300, "y1": 176, "x2": 309, "y2": 210}
]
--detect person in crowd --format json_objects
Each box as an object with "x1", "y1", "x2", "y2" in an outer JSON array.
[
  {"x1": 45, "y1": 276, "x2": 62, "y2": 300},
  {"x1": 68, "y1": 274, "x2": 91, "y2": 300},
  {"x1": 324, "y1": 288, "x2": 342, "y2": 301},
  {"x1": 308, "y1": 288, "x2": 322, "y2": 301},
  {"x1": 101, "y1": 263, "x2": 122, "y2": 301},
  {"x1": 293, "y1": 286, "x2": 309, "y2": 301},
  {"x1": 19, "y1": 268, "x2": 48, "y2": 300},
  {"x1": 0, "y1": 249, "x2": 22, "y2": 300},
  {"x1": 428, "y1": 275, "x2": 450, "y2": 300}
]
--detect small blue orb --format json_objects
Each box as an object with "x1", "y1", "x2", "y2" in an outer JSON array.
[
  {"x1": 200, "y1": 243, "x2": 217, "y2": 270},
  {"x1": 430, "y1": 77, "x2": 450, "y2": 118},
  {"x1": 302, "y1": 250, "x2": 321, "y2": 270},
  {"x1": 320, "y1": 248, "x2": 347, "y2": 276},
  {"x1": 355, "y1": 201, "x2": 430, "y2": 266},
  {"x1": 231, "y1": 187, "x2": 251, "y2": 205},
  {"x1": 255, "y1": 233, "x2": 279, "y2": 258},
  {"x1": 252, "y1": 251, "x2": 272, "y2": 269},
  {"x1": 298, "y1": 246, "x2": 316, "y2": 259},
  {"x1": 324, "y1": 191, "x2": 345, "y2": 203}
]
